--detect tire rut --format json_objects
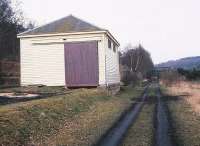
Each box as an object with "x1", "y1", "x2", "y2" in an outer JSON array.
[
  {"x1": 94, "y1": 86, "x2": 149, "y2": 146},
  {"x1": 155, "y1": 86, "x2": 174, "y2": 146}
]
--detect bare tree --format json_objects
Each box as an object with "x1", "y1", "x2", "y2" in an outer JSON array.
[{"x1": 120, "y1": 44, "x2": 154, "y2": 85}]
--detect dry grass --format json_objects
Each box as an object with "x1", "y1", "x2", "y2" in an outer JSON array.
[
  {"x1": 0, "y1": 86, "x2": 144, "y2": 146},
  {"x1": 162, "y1": 81, "x2": 200, "y2": 145},
  {"x1": 46, "y1": 99, "x2": 129, "y2": 146},
  {"x1": 166, "y1": 96, "x2": 200, "y2": 146},
  {"x1": 44, "y1": 86, "x2": 144, "y2": 146},
  {"x1": 165, "y1": 81, "x2": 200, "y2": 114},
  {"x1": 0, "y1": 88, "x2": 107, "y2": 146}
]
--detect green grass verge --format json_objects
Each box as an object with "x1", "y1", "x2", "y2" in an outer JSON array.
[{"x1": 0, "y1": 86, "x2": 145, "y2": 146}]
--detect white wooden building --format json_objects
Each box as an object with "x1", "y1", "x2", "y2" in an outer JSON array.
[{"x1": 18, "y1": 15, "x2": 120, "y2": 88}]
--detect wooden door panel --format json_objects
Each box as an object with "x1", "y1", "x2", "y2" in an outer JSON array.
[{"x1": 64, "y1": 41, "x2": 98, "y2": 87}]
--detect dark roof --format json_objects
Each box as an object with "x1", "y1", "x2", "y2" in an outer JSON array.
[{"x1": 19, "y1": 15, "x2": 104, "y2": 36}]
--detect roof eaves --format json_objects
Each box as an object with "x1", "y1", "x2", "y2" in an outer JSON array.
[
  {"x1": 105, "y1": 30, "x2": 120, "y2": 46},
  {"x1": 17, "y1": 30, "x2": 107, "y2": 38}
]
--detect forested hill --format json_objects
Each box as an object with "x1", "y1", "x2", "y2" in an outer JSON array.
[{"x1": 156, "y1": 56, "x2": 200, "y2": 70}]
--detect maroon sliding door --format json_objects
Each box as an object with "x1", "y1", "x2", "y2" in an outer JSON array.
[{"x1": 64, "y1": 41, "x2": 98, "y2": 87}]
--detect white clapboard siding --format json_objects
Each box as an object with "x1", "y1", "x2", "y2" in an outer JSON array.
[
  {"x1": 98, "y1": 38, "x2": 106, "y2": 85},
  {"x1": 105, "y1": 35, "x2": 120, "y2": 85},
  {"x1": 20, "y1": 39, "x2": 65, "y2": 86}
]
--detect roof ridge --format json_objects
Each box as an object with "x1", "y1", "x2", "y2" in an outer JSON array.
[{"x1": 70, "y1": 15, "x2": 105, "y2": 30}]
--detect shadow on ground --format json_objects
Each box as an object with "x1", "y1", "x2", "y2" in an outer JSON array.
[
  {"x1": 159, "y1": 94, "x2": 184, "y2": 146},
  {"x1": 0, "y1": 92, "x2": 72, "y2": 106}
]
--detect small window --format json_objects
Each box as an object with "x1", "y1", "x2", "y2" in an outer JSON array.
[
  {"x1": 113, "y1": 44, "x2": 116, "y2": 52},
  {"x1": 108, "y1": 39, "x2": 111, "y2": 49}
]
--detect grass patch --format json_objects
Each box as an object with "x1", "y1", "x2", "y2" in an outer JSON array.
[
  {"x1": 0, "y1": 89, "x2": 109, "y2": 145},
  {"x1": 147, "y1": 83, "x2": 157, "y2": 97},
  {"x1": 0, "y1": 86, "x2": 145, "y2": 146},
  {"x1": 118, "y1": 86, "x2": 145, "y2": 100},
  {"x1": 162, "y1": 85, "x2": 200, "y2": 146},
  {"x1": 47, "y1": 86, "x2": 145, "y2": 146}
]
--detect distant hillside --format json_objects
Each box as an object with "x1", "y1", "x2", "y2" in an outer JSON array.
[{"x1": 156, "y1": 56, "x2": 200, "y2": 70}]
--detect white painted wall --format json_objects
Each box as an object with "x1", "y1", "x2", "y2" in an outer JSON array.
[
  {"x1": 104, "y1": 34, "x2": 120, "y2": 85},
  {"x1": 20, "y1": 38, "x2": 65, "y2": 86},
  {"x1": 20, "y1": 33, "x2": 106, "y2": 86}
]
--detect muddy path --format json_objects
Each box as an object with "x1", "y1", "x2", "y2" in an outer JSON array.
[
  {"x1": 154, "y1": 86, "x2": 174, "y2": 146},
  {"x1": 95, "y1": 86, "x2": 149, "y2": 146}
]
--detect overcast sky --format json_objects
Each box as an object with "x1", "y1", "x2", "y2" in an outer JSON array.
[{"x1": 13, "y1": 0, "x2": 200, "y2": 63}]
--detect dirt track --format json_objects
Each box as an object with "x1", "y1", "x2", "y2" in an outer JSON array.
[
  {"x1": 155, "y1": 86, "x2": 174, "y2": 146},
  {"x1": 96, "y1": 84, "x2": 176, "y2": 146},
  {"x1": 95, "y1": 86, "x2": 149, "y2": 146}
]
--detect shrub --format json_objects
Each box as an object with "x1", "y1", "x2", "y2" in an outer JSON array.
[
  {"x1": 121, "y1": 71, "x2": 140, "y2": 86},
  {"x1": 159, "y1": 70, "x2": 184, "y2": 86},
  {"x1": 178, "y1": 68, "x2": 200, "y2": 80}
]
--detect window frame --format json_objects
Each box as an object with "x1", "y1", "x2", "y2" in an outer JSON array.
[
  {"x1": 108, "y1": 38, "x2": 111, "y2": 49},
  {"x1": 113, "y1": 43, "x2": 116, "y2": 52}
]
